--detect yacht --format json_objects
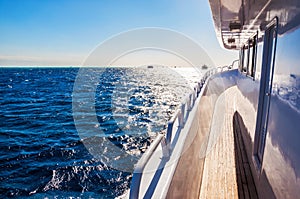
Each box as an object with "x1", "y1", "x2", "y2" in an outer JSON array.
[{"x1": 129, "y1": 0, "x2": 300, "y2": 198}]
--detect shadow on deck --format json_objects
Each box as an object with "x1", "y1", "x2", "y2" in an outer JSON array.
[
  {"x1": 199, "y1": 88, "x2": 258, "y2": 198},
  {"x1": 233, "y1": 111, "x2": 258, "y2": 199}
]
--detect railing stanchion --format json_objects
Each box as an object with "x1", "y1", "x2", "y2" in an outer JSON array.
[{"x1": 166, "y1": 121, "x2": 173, "y2": 146}]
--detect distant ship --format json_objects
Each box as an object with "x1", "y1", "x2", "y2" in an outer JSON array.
[
  {"x1": 147, "y1": 65, "x2": 154, "y2": 69},
  {"x1": 129, "y1": 0, "x2": 300, "y2": 198}
]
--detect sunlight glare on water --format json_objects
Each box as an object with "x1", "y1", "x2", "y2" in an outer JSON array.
[{"x1": 0, "y1": 66, "x2": 204, "y2": 198}]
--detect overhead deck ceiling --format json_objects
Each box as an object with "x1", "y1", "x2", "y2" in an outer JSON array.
[{"x1": 209, "y1": 0, "x2": 300, "y2": 50}]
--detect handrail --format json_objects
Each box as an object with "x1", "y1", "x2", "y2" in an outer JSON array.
[
  {"x1": 229, "y1": 59, "x2": 239, "y2": 69},
  {"x1": 129, "y1": 65, "x2": 234, "y2": 199}
]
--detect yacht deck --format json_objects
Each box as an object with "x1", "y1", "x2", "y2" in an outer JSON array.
[{"x1": 199, "y1": 88, "x2": 258, "y2": 199}]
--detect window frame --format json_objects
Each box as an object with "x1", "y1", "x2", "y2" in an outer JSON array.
[
  {"x1": 253, "y1": 17, "x2": 278, "y2": 171},
  {"x1": 246, "y1": 33, "x2": 258, "y2": 80},
  {"x1": 239, "y1": 32, "x2": 258, "y2": 80},
  {"x1": 243, "y1": 44, "x2": 249, "y2": 73},
  {"x1": 239, "y1": 46, "x2": 245, "y2": 72}
]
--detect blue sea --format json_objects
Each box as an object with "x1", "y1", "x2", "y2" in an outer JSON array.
[{"x1": 0, "y1": 67, "x2": 199, "y2": 198}]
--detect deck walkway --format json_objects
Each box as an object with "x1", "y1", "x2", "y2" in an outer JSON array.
[{"x1": 199, "y1": 87, "x2": 258, "y2": 199}]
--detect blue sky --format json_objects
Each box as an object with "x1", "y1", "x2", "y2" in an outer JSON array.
[{"x1": 0, "y1": 0, "x2": 237, "y2": 66}]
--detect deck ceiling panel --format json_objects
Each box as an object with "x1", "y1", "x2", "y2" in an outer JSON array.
[{"x1": 209, "y1": 0, "x2": 300, "y2": 50}]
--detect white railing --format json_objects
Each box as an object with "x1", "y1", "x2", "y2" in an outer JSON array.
[{"x1": 129, "y1": 64, "x2": 235, "y2": 199}]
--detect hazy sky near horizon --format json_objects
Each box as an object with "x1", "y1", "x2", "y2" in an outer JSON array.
[{"x1": 0, "y1": 0, "x2": 237, "y2": 67}]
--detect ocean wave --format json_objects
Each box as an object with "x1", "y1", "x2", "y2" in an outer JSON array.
[{"x1": 0, "y1": 67, "x2": 201, "y2": 198}]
